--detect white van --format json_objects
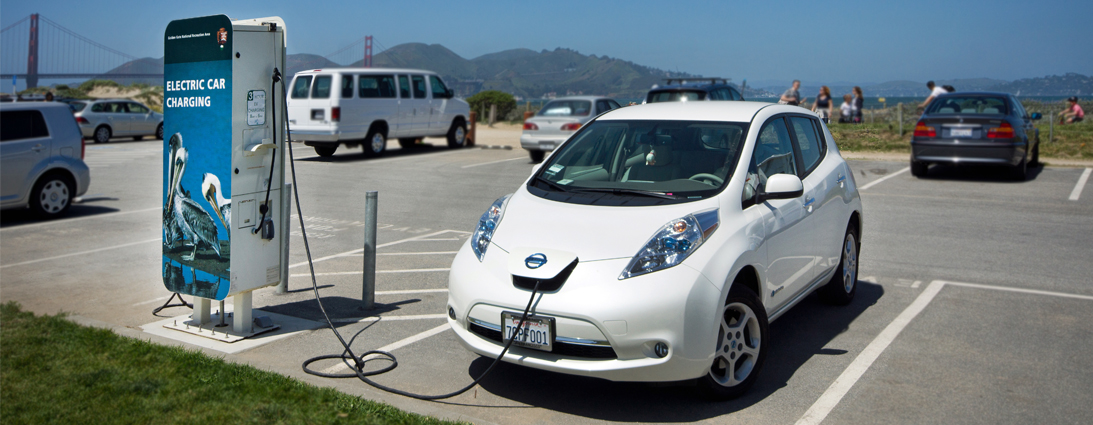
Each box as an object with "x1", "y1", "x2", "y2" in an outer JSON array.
[{"x1": 287, "y1": 68, "x2": 470, "y2": 157}]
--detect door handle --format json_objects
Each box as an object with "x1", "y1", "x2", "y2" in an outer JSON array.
[
  {"x1": 803, "y1": 197, "x2": 815, "y2": 207},
  {"x1": 836, "y1": 174, "x2": 846, "y2": 183},
  {"x1": 31, "y1": 144, "x2": 45, "y2": 152}
]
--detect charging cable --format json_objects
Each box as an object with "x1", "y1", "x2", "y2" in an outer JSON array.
[
  {"x1": 253, "y1": 68, "x2": 281, "y2": 236},
  {"x1": 270, "y1": 70, "x2": 543, "y2": 400}
]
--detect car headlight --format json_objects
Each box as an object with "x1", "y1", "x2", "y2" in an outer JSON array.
[
  {"x1": 619, "y1": 208, "x2": 719, "y2": 280},
  {"x1": 470, "y1": 194, "x2": 511, "y2": 262}
]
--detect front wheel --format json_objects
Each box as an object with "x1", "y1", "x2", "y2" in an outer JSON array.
[
  {"x1": 30, "y1": 174, "x2": 74, "y2": 218},
  {"x1": 697, "y1": 284, "x2": 768, "y2": 400},
  {"x1": 820, "y1": 224, "x2": 859, "y2": 305},
  {"x1": 447, "y1": 119, "x2": 467, "y2": 148},
  {"x1": 156, "y1": 123, "x2": 164, "y2": 140}
]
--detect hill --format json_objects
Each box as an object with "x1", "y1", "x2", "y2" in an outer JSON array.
[
  {"x1": 987, "y1": 73, "x2": 1093, "y2": 96},
  {"x1": 97, "y1": 57, "x2": 163, "y2": 86}
]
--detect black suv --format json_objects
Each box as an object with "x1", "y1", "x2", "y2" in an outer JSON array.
[{"x1": 644, "y1": 78, "x2": 745, "y2": 103}]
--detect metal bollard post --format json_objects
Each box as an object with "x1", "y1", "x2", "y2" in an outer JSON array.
[{"x1": 361, "y1": 191, "x2": 378, "y2": 310}]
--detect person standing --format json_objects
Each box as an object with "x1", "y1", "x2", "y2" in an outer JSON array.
[
  {"x1": 779, "y1": 80, "x2": 804, "y2": 106},
  {"x1": 920, "y1": 81, "x2": 949, "y2": 109},
  {"x1": 839, "y1": 94, "x2": 853, "y2": 123},
  {"x1": 852, "y1": 86, "x2": 864, "y2": 123},
  {"x1": 1059, "y1": 96, "x2": 1085, "y2": 124},
  {"x1": 812, "y1": 86, "x2": 833, "y2": 123}
]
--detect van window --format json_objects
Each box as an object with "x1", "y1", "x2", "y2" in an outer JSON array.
[
  {"x1": 291, "y1": 76, "x2": 312, "y2": 99},
  {"x1": 312, "y1": 76, "x2": 332, "y2": 99},
  {"x1": 411, "y1": 75, "x2": 427, "y2": 99},
  {"x1": 341, "y1": 74, "x2": 354, "y2": 98},
  {"x1": 398, "y1": 75, "x2": 410, "y2": 99},
  {"x1": 429, "y1": 75, "x2": 449, "y2": 98},
  {"x1": 359, "y1": 75, "x2": 397, "y2": 98},
  {"x1": 1, "y1": 110, "x2": 50, "y2": 142}
]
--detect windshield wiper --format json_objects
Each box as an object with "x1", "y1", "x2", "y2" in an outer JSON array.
[
  {"x1": 569, "y1": 187, "x2": 679, "y2": 199},
  {"x1": 534, "y1": 176, "x2": 570, "y2": 192}
]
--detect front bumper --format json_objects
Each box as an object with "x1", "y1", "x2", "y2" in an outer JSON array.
[
  {"x1": 447, "y1": 243, "x2": 721, "y2": 383},
  {"x1": 911, "y1": 139, "x2": 1025, "y2": 165}
]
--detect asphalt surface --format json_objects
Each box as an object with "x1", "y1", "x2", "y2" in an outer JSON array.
[{"x1": 2, "y1": 136, "x2": 1092, "y2": 425}]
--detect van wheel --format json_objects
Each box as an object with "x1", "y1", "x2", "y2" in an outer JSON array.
[
  {"x1": 447, "y1": 119, "x2": 467, "y2": 148},
  {"x1": 314, "y1": 146, "x2": 337, "y2": 157},
  {"x1": 529, "y1": 149, "x2": 545, "y2": 163},
  {"x1": 398, "y1": 138, "x2": 418, "y2": 149},
  {"x1": 30, "y1": 173, "x2": 74, "y2": 218},
  {"x1": 364, "y1": 128, "x2": 387, "y2": 157},
  {"x1": 697, "y1": 283, "x2": 768, "y2": 400},
  {"x1": 94, "y1": 125, "x2": 111, "y2": 143}
]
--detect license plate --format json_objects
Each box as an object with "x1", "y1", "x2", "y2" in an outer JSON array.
[
  {"x1": 539, "y1": 141, "x2": 556, "y2": 151},
  {"x1": 951, "y1": 128, "x2": 972, "y2": 138},
  {"x1": 501, "y1": 311, "x2": 554, "y2": 352}
]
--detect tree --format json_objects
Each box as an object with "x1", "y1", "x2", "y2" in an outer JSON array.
[{"x1": 466, "y1": 90, "x2": 516, "y2": 122}]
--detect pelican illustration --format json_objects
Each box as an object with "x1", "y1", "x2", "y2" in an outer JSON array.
[
  {"x1": 202, "y1": 173, "x2": 231, "y2": 236},
  {"x1": 164, "y1": 134, "x2": 185, "y2": 249},
  {"x1": 163, "y1": 136, "x2": 221, "y2": 261}
]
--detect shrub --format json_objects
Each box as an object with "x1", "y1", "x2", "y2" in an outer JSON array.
[{"x1": 467, "y1": 90, "x2": 516, "y2": 122}]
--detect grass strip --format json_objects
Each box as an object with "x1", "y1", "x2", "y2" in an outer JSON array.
[{"x1": 0, "y1": 302, "x2": 465, "y2": 425}]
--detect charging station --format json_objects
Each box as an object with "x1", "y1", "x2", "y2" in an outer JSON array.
[{"x1": 161, "y1": 14, "x2": 289, "y2": 340}]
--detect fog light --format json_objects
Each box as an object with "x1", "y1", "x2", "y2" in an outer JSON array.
[
  {"x1": 448, "y1": 307, "x2": 456, "y2": 320},
  {"x1": 654, "y1": 342, "x2": 669, "y2": 358}
]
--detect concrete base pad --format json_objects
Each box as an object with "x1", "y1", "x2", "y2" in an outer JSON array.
[{"x1": 141, "y1": 310, "x2": 323, "y2": 354}]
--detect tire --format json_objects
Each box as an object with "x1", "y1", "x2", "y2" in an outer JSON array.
[
  {"x1": 820, "y1": 224, "x2": 860, "y2": 305},
  {"x1": 30, "y1": 174, "x2": 74, "y2": 218},
  {"x1": 697, "y1": 283, "x2": 769, "y2": 400},
  {"x1": 94, "y1": 125, "x2": 111, "y2": 143},
  {"x1": 1013, "y1": 156, "x2": 1028, "y2": 181},
  {"x1": 1030, "y1": 141, "x2": 1040, "y2": 166},
  {"x1": 528, "y1": 149, "x2": 545, "y2": 163},
  {"x1": 133, "y1": 135, "x2": 143, "y2": 141},
  {"x1": 314, "y1": 146, "x2": 337, "y2": 157},
  {"x1": 910, "y1": 160, "x2": 928, "y2": 177},
  {"x1": 364, "y1": 127, "x2": 387, "y2": 157},
  {"x1": 398, "y1": 138, "x2": 418, "y2": 149},
  {"x1": 156, "y1": 123, "x2": 164, "y2": 140},
  {"x1": 446, "y1": 119, "x2": 467, "y2": 148}
]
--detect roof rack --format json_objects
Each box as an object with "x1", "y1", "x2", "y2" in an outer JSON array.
[{"x1": 663, "y1": 77, "x2": 730, "y2": 86}]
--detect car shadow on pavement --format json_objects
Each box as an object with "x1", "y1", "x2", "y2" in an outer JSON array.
[
  {"x1": 293, "y1": 141, "x2": 473, "y2": 163},
  {"x1": 920, "y1": 163, "x2": 1044, "y2": 182},
  {"x1": 0, "y1": 203, "x2": 122, "y2": 227},
  {"x1": 469, "y1": 281, "x2": 884, "y2": 422}
]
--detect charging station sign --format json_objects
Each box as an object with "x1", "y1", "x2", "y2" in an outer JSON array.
[{"x1": 162, "y1": 15, "x2": 234, "y2": 300}]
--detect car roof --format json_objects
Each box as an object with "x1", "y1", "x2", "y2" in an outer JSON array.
[
  {"x1": 0, "y1": 101, "x2": 72, "y2": 112},
  {"x1": 544, "y1": 96, "x2": 611, "y2": 102},
  {"x1": 937, "y1": 91, "x2": 1012, "y2": 97},
  {"x1": 599, "y1": 101, "x2": 789, "y2": 122},
  {"x1": 294, "y1": 67, "x2": 438, "y2": 75}
]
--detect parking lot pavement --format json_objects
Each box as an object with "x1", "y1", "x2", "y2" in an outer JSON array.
[{"x1": 3, "y1": 142, "x2": 1093, "y2": 424}]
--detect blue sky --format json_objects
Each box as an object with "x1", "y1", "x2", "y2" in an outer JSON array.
[{"x1": 3, "y1": 0, "x2": 1091, "y2": 87}]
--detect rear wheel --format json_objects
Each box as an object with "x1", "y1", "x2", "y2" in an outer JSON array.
[
  {"x1": 447, "y1": 119, "x2": 467, "y2": 148},
  {"x1": 94, "y1": 125, "x2": 111, "y2": 143},
  {"x1": 364, "y1": 127, "x2": 387, "y2": 157},
  {"x1": 398, "y1": 138, "x2": 418, "y2": 149},
  {"x1": 1013, "y1": 156, "x2": 1028, "y2": 181},
  {"x1": 1030, "y1": 142, "x2": 1040, "y2": 166},
  {"x1": 314, "y1": 146, "x2": 337, "y2": 157},
  {"x1": 30, "y1": 174, "x2": 74, "y2": 218},
  {"x1": 156, "y1": 123, "x2": 164, "y2": 140},
  {"x1": 820, "y1": 224, "x2": 859, "y2": 305},
  {"x1": 697, "y1": 283, "x2": 768, "y2": 400},
  {"x1": 910, "y1": 160, "x2": 928, "y2": 177},
  {"x1": 528, "y1": 149, "x2": 545, "y2": 163}
]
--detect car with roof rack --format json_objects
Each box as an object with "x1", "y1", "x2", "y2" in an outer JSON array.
[{"x1": 644, "y1": 78, "x2": 745, "y2": 104}]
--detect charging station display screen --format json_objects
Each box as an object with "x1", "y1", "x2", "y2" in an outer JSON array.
[{"x1": 162, "y1": 15, "x2": 234, "y2": 300}]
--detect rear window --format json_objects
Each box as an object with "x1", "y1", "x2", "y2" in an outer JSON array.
[
  {"x1": 1, "y1": 110, "x2": 50, "y2": 142},
  {"x1": 927, "y1": 96, "x2": 1008, "y2": 115},
  {"x1": 538, "y1": 100, "x2": 592, "y2": 117},
  {"x1": 311, "y1": 76, "x2": 332, "y2": 99},
  {"x1": 68, "y1": 101, "x2": 87, "y2": 112},
  {"x1": 359, "y1": 75, "x2": 396, "y2": 98},
  {"x1": 647, "y1": 90, "x2": 707, "y2": 103},
  {"x1": 291, "y1": 76, "x2": 312, "y2": 99}
]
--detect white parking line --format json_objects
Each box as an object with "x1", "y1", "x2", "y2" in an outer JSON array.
[
  {"x1": 377, "y1": 251, "x2": 458, "y2": 256},
  {"x1": 0, "y1": 206, "x2": 161, "y2": 233},
  {"x1": 320, "y1": 323, "x2": 450, "y2": 375},
  {"x1": 0, "y1": 237, "x2": 160, "y2": 269},
  {"x1": 461, "y1": 156, "x2": 526, "y2": 169},
  {"x1": 942, "y1": 280, "x2": 1093, "y2": 301},
  {"x1": 290, "y1": 268, "x2": 450, "y2": 277},
  {"x1": 1069, "y1": 167, "x2": 1091, "y2": 201},
  {"x1": 132, "y1": 295, "x2": 172, "y2": 307},
  {"x1": 288, "y1": 230, "x2": 459, "y2": 269},
  {"x1": 858, "y1": 166, "x2": 910, "y2": 191}
]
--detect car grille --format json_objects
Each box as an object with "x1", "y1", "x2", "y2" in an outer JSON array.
[
  {"x1": 512, "y1": 259, "x2": 578, "y2": 292},
  {"x1": 468, "y1": 322, "x2": 618, "y2": 359}
]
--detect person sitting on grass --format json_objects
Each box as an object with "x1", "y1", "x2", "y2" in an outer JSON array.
[{"x1": 1059, "y1": 96, "x2": 1084, "y2": 124}]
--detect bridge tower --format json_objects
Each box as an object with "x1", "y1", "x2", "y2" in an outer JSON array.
[
  {"x1": 364, "y1": 36, "x2": 372, "y2": 68},
  {"x1": 27, "y1": 13, "x2": 39, "y2": 89}
]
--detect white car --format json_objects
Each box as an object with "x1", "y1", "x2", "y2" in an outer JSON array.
[
  {"x1": 447, "y1": 101, "x2": 863, "y2": 399},
  {"x1": 1, "y1": 102, "x2": 91, "y2": 218},
  {"x1": 520, "y1": 96, "x2": 621, "y2": 163}
]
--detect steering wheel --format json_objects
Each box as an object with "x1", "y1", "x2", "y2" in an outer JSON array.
[{"x1": 688, "y1": 173, "x2": 724, "y2": 186}]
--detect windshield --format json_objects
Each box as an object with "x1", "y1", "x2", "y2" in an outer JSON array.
[
  {"x1": 926, "y1": 96, "x2": 1008, "y2": 115},
  {"x1": 529, "y1": 119, "x2": 748, "y2": 205},
  {"x1": 538, "y1": 100, "x2": 591, "y2": 117},
  {"x1": 646, "y1": 90, "x2": 707, "y2": 103}
]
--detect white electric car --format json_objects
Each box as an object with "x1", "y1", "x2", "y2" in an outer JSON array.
[{"x1": 447, "y1": 101, "x2": 863, "y2": 399}]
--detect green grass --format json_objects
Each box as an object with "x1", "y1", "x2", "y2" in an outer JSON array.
[{"x1": 0, "y1": 302, "x2": 465, "y2": 425}]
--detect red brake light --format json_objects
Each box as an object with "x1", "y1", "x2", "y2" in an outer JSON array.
[
  {"x1": 913, "y1": 121, "x2": 936, "y2": 138},
  {"x1": 331, "y1": 107, "x2": 340, "y2": 122},
  {"x1": 561, "y1": 122, "x2": 581, "y2": 131},
  {"x1": 523, "y1": 122, "x2": 539, "y2": 130},
  {"x1": 987, "y1": 122, "x2": 1014, "y2": 139},
  {"x1": 76, "y1": 116, "x2": 89, "y2": 124}
]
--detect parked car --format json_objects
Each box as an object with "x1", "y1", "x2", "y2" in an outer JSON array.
[
  {"x1": 911, "y1": 92, "x2": 1041, "y2": 180},
  {"x1": 447, "y1": 101, "x2": 863, "y2": 399},
  {"x1": 520, "y1": 96, "x2": 621, "y2": 163},
  {"x1": 287, "y1": 68, "x2": 470, "y2": 158},
  {"x1": 69, "y1": 99, "x2": 164, "y2": 143},
  {"x1": 1, "y1": 102, "x2": 91, "y2": 218},
  {"x1": 644, "y1": 78, "x2": 745, "y2": 104}
]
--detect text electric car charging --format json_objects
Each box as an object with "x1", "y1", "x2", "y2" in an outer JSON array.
[{"x1": 269, "y1": 71, "x2": 542, "y2": 400}]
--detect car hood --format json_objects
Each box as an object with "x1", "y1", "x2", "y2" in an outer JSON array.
[{"x1": 490, "y1": 187, "x2": 718, "y2": 262}]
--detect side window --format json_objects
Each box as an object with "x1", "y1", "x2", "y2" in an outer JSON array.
[
  {"x1": 743, "y1": 117, "x2": 796, "y2": 207},
  {"x1": 788, "y1": 116, "x2": 823, "y2": 174},
  {"x1": 113, "y1": 102, "x2": 129, "y2": 113},
  {"x1": 730, "y1": 88, "x2": 742, "y2": 100},
  {"x1": 595, "y1": 101, "x2": 608, "y2": 115},
  {"x1": 341, "y1": 74, "x2": 354, "y2": 98},
  {"x1": 0, "y1": 110, "x2": 50, "y2": 142},
  {"x1": 608, "y1": 100, "x2": 621, "y2": 109},
  {"x1": 411, "y1": 75, "x2": 427, "y2": 99},
  {"x1": 360, "y1": 75, "x2": 397, "y2": 98},
  {"x1": 397, "y1": 75, "x2": 410, "y2": 99},
  {"x1": 311, "y1": 75, "x2": 332, "y2": 99},
  {"x1": 709, "y1": 89, "x2": 723, "y2": 100},
  {"x1": 291, "y1": 76, "x2": 312, "y2": 99},
  {"x1": 91, "y1": 102, "x2": 105, "y2": 112},
  {"x1": 429, "y1": 75, "x2": 449, "y2": 98},
  {"x1": 128, "y1": 103, "x2": 149, "y2": 114}
]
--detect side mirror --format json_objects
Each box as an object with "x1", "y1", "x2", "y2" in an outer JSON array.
[
  {"x1": 1030, "y1": 112, "x2": 1042, "y2": 120},
  {"x1": 757, "y1": 173, "x2": 803, "y2": 203}
]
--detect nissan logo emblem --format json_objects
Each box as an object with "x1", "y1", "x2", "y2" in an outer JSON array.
[{"x1": 525, "y1": 253, "x2": 548, "y2": 269}]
